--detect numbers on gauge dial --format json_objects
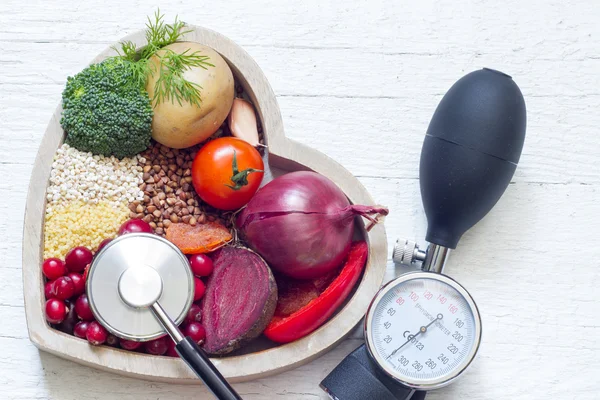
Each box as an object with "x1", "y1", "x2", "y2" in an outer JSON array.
[{"x1": 371, "y1": 277, "x2": 476, "y2": 382}]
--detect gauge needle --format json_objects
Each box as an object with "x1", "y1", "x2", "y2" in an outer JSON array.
[{"x1": 386, "y1": 313, "x2": 443, "y2": 360}]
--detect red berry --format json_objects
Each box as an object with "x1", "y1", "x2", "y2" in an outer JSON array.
[
  {"x1": 188, "y1": 254, "x2": 214, "y2": 277},
  {"x1": 182, "y1": 322, "x2": 206, "y2": 345},
  {"x1": 67, "y1": 272, "x2": 85, "y2": 296},
  {"x1": 83, "y1": 264, "x2": 90, "y2": 282},
  {"x1": 165, "y1": 340, "x2": 179, "y2": 357},
  {"x1": 120, "y1": 339, "x2": 142, "y2": 351},
  {"x1": 119, "y1": 219, "x2": 153, "y2": 235},
  {"x1": 186, "y1": 303, "x2": 202, "y2": 323},
  {"x1": 50, "y1": 276, "x2": 75, "y2": 300},
  {"x1": 106, "y1": 334, "x2": 119, "y2": 347},
  {"x1": 45, "y1": 281, "x2": 55, "y2": 299},
  {"x1": 193, "y1": 277, "x2": 205, "y2": 301},
  {"x1": 42, "y1": 258, "x2": 67, "y2": 280},
  {"x1": 45, "y1": 299, "x2": 67, "y2": 324},
  {"x1": 56, "y1": 300, "x2": 78, "y2": 334},
  {"x1": 144, "y1": 336, "x2": 168, "y2": 355},
  {"x1": 74, "y1": 294, "x2": 95, "y2": 321},
  {"x1": 65, "y1": 247, "x2": 93, "y2": 272},
  {"x1": 86, "y1": 321, "x2": 108, "y2": 345},
  {"x1": 73, "y1": 321, "x2": 90, "y2": 339},
  {"x1": 97, "y1": 238, "x2": 113, "y2": 253}
]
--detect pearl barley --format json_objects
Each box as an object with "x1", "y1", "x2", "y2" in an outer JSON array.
[{"x1": 47, "y1": 144, "x2": 144, "y2": 209}]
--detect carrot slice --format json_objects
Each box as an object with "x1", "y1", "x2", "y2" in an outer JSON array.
[{"x1": 165, "y1": 222, "x2": 232, "y2": 254}]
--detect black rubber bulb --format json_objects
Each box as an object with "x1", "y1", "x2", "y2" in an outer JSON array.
[{"x1": 420, "y1": 68, "x2": 526, "y2": 249}]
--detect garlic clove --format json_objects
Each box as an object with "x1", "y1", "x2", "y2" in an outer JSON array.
[{"x1": 228, "y1": 98, "x2": 260, "y2": 146}]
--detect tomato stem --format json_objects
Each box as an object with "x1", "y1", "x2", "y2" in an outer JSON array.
[{"x1": 225, "y1": 151, "x2": 263, "y2": 191}]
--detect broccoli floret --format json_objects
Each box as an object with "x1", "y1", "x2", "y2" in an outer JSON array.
[{"x1": 60, "y1": 58, "x2": 153, "y2": 159}]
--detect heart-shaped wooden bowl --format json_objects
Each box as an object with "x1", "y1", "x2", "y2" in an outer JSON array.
[{"x1": 22, "y1": 25, "x2": 387, "y2": 383}]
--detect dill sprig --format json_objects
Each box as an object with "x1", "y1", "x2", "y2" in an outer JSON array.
[
  {"x1": 152, "y1": 48, "x2": 215, "y2": 107},
  {"x1": 110, "y1": 9, "x2": 212, "y2": 107}
]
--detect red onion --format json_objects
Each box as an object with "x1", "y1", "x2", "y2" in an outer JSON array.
[{"x1": 236, "y1": 171, "x2": 387, "y2": 279}]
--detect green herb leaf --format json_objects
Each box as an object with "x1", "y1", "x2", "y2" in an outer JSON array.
[
  {"x1": 109, "y1": 9, "x2": 212, "y2": 105},
  {"x1": 151, "y1": 48, "x2": 215, "y2": 107}
]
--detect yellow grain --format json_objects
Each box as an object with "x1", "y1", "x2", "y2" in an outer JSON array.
[{"x1": 44, "y1": 201, "x2": 129, "y2": 259}]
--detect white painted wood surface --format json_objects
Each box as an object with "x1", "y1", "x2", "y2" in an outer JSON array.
[{"x1": 1, "y1": 0, "x2": 599, "y2": 398}]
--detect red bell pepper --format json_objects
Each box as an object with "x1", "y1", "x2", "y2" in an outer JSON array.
[{"x1": 264, "y1": 241, "x2": 368, "y2": 343}]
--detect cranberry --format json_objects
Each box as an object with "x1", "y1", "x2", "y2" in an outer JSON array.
[
  {"x1": 73, "y1": 321, "x2": 90, "y2": 339},
  {"x1": 182, "y1": 322, "x2": 206, "y2": 345},
  {"x1": 42, "y1": 258, "x2": 67, "y2": 280},
  {"x1": 120, "y1": 339, "x2": 142, "y2": 351},
  {"x1": 50, "y1": 276, "x2": 75, "y2": 300},
  {"x1": 186, "y1": 303, "x2": 202, "y2": 323},
  {"x1": 86, "y1": 321, "x2": 108, "y2": 345},
  {"x1": 67, "y1": 272, "x2": 85, "y2": 296},
  {"x1": 74, "y1": 294, "x2": 95, "y2": 321},
  {"x1": 193, "y1": 277, "x2": 205, "y2": 301},
  {"x1": 45, "y1": 299, "x2": 67, "y2": 324},
  {"x1": 144, "y1": 336, "x2": 168, "y2": 355},
  {"x1": 165, "y1": 340, "x2": 179, "y2": 357},
  {"x1": 83, "y1": 264, "x2": 90, "y2": 282},
  {"x1": 56, "y1": 300, "x2": 78, "y2": 334},
  {"x1": 97, "y1": 238, "x2": 113, "y2": 253},
  {"x1": 45, "y1": 281, "x2": 55, "y2": 299},
  {"x1": 65, "y1": 246, "x2": 93, "y2": 272},
  {"x1": 119, "y1": 219, "x2": 153, "y2": 235},
  {"x1": 106, "y1": 334, "x2": 119, "y2": 347},
  {"x1": 188, "y1": 254, "x2": 214, "y2": 277}
]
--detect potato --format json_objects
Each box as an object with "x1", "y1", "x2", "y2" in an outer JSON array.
[{"x1": 146, "y1": 42, "x2": 234, "y2": 149}]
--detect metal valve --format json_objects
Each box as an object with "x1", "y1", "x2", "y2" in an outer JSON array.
[
  {"x1": 393, "y1": 239, "x2": 450, "y2": 274},
  {"x1": 392, "y1": 239, "x2": 427, "y2": 266}
]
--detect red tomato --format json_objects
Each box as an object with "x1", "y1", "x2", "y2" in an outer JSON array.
[{"x1": 192, "y1": 137, "x2": 264, "y2": 210}]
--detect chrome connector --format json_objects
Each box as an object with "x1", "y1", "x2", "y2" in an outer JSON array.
[
  {"x1": 393, "y1": 239, "x2": 450, "y2": 274},
  {"x1": 393, "y1": 239, "x2": 427, "y2": 266}
]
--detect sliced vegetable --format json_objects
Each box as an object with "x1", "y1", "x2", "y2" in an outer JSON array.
[
  {"x1": 237, "y1": 171, "x2": 386, "y2": 279},
  {"x1": 273, "y1": 270, "x2": 338, "y2": 317},
  {"x1": 192, "y1": 137, "x2": 264, "y2": 210},
  {"x1": 264, "y1": 241, "x2": 368, "y2": 344},
  {"x1": 165, "y1": 221, "x2": 232, "y2": 254},
  {"x1": 201, "y1": 246, "x2": 277, "y2": 355}
]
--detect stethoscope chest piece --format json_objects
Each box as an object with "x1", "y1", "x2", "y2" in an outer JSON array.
[{"x1": 86, "y1": 233, "x2": 193, "y2": 341}]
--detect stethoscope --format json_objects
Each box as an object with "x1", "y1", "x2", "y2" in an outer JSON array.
[
  {"x1": 86, "y1": 233, "x2": 242, "y2": 399},
  {"x1": 86, "y1": 68, "x2": 526, "y2": 400}
]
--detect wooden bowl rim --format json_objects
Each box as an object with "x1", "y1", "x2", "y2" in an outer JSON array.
[{"x1": 22, "y1": 25, "x2": 387, "y2": 383}]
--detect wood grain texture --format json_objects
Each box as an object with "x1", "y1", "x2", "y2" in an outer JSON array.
[{"x1": 1, "y1": 0, "x2": 599, "y2": 399}]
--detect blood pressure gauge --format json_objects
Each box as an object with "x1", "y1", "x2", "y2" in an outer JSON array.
[
  {"x1": 365, "y1": 272, "x2": 481, "y2": 390},
  {"x1": 320, "y1": 68, "x2": 526, "y2": 400}
]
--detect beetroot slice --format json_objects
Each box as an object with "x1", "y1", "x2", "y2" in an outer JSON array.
[{"x1": 201, "y1": 246, "x2": 277, "y2": 355}]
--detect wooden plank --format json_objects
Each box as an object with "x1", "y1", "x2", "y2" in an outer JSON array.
[
  {"x1": 2, "y1": 82, "x2": 598, "y2": 185},
  {"x1": 2, "y1": 0, "x2": 600, "y2": 398}
]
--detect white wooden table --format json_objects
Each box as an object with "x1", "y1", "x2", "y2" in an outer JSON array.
[{"x1": 1, "y1": 1, "x2": 599, "y2": 399}]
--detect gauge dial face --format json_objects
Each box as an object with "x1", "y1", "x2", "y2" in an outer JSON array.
[{"x1": 365, "y1": 272, "x2": 481, "y2": 390}]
